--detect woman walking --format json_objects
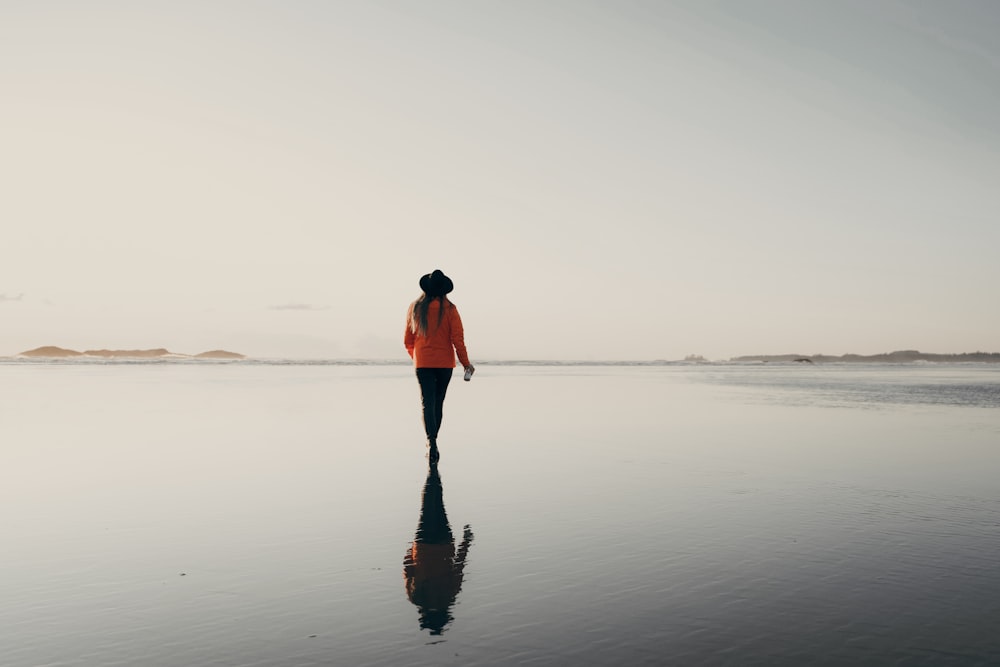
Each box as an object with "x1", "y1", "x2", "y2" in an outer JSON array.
[{"x1": 405, "y1": 270, "x2": 474, "y2": 462}]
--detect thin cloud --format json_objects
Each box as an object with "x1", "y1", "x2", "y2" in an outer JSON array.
[
  {"x1": 268, "y1": 303, "x2": 330, "y2": 311},
  {"x1": 0, "y1": 293, "x2": 24, "y2": 303}
]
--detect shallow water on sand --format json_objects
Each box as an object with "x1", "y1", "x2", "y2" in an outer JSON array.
[{"x1": 3, "y1": 362, "x2": 1000, "y2": 666}]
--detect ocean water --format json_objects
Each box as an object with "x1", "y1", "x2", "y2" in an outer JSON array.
[{"x1": 3, "y1": 361, "x2": 999, "y2": 666}]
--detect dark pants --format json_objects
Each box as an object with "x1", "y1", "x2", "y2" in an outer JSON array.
[{"x1": 416, "y1": 367, "x2": 453, "y2": 442}]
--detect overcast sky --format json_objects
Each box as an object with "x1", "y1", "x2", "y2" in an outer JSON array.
[{"x1": 3, "y1": 1, "x2": 998, "y2": 360}]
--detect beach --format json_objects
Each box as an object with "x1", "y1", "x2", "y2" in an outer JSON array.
[{"x1": 3, "y1": 361, "x2": 1000, "y2": 666}]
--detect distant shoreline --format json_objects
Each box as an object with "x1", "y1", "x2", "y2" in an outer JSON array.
[
  {"x1": 729, "y1": 350, "x2": 1000, "y2": 364},
  {"x1": 7, "y1": 347, "x2": 1000, "y2": 364},
  {"x1": 4, "y1": 352, "x2": 1000, "y2": 365},
  {"x1": 15, "y1": 346, "x2": 246, "y2": 360}
]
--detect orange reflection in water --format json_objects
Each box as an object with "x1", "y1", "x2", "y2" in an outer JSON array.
[{"x1": 403, "y1": 464, "x2": 473, "y2": 636}]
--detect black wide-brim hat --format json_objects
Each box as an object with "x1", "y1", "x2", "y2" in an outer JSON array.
[{"x1": 419, "y1": 270, "x2": 454, "y2": 297}]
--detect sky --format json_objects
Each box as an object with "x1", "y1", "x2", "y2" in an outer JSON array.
[{"x1": 3, "y1": 0, "x2": 999, "y2": 360}]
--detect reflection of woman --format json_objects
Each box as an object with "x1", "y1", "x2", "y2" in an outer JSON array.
[
  {"x1": 404, "y1": 270, "x2": 474, "y2": 463},
  {"x1": 403, "y1": 464, "x2": 473, "y2": 635}
]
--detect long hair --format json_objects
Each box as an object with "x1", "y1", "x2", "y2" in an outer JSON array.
[{"x1": 409, "y1": 295, "x2": 451, "y2": 337}]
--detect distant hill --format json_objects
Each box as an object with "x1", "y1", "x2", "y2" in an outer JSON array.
[
  {"x1": 21, "y1": 345, "x2": 84, "y2": 357},
  {"x1": 730, "y1": 350, "x2": 1000, "y2": 363},
  {"x1": 194, "y1": 350, "x2": 246, "y2": 359},
  {"x1": 18, "y1": 346, "x2": 246, "y2": 359}
]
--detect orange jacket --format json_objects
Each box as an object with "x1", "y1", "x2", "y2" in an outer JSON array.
[{"x1": 404, "y1": 298, "x2": 470, "y2": 368}]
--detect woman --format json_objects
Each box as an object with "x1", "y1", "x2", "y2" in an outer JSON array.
[{"x1": 404, "y1": 269, "x2": 474, "y2": 463}]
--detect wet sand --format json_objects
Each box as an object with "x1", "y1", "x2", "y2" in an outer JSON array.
[{"x1": 3, "y1": 363, "x2": 1000, "y2": 665}]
